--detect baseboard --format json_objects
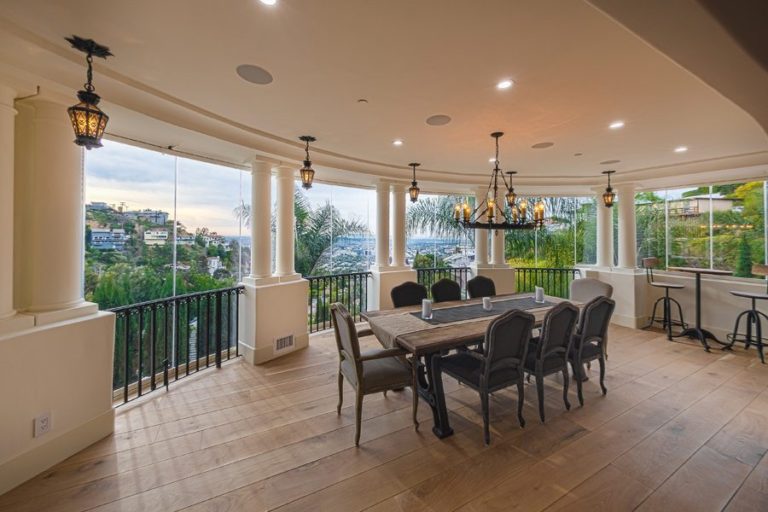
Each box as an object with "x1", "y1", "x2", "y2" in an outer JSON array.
[
  {"x1": 612, "y1": 313, "x2": 645, "y2": 330},
  {"x1": 239, "y1": 331, "x2": 309, "y2": 365},
  {"x1": 0, "y1": 408, "x2": 114, "y2": 495}
]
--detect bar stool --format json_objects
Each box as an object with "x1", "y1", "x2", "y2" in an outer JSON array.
[
  {"x1": 642, "y1": 257, "x2": 687, "y2": 340},
  {"x1": 726, "y1": 264, "x2": 768, "y2": 364}
]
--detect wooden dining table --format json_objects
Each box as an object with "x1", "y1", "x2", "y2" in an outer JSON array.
[{"x1": 362, "y1": 293, "x2": 569, "y2": 439}]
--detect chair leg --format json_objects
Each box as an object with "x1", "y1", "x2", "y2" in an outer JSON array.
[
  {"x1": 411, "y1": 360, "x2": 420, "y2": 430},
  {"x1": 516, "y1": 378, "x2": 526, "y2": 428},
  {"x1": 664, "y1": 291, "x2": 672, "y2": 340},
  {"x1": 337, "y1": 371, "x2": 343, "y2": 415},
  {"x1": 644, "y1": 297, "x2": 662, "y2": 329},
  {"x1": 354, "y1": 392, "x2": 363, "y2": 446},
  {"x1": 535, "y1": 373, "x2": 545, "y2": 423},
  {"x1": 671, "y1": 298, "x2": 686, "y2": 330},
  {"x1": 756, "y1": 311, "x2": 765, "y2": 364},
  {"x1": 562, "y1": 368, "x2": 571, "y2": 411},
  {"x1": 598, "y1": 357, "x2": 607, "y2": 395},
  {"x1": 481, "y1": 391, "x2": 491, "y2": 445},
  {"x1": 573, "y1": 361, "x2": 584, "y2": 407}
]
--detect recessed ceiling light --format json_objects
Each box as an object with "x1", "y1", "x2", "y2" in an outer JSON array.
[
  {"x1": 531, "y1": 142, "x2": 554, "y2": 149},
  {"x1": 236, "y1": 64, "x2": 273, "y2": 85},
  {"x1": 609, "y1": 120, "x2": 625, "y2": 130},
  {"x1": 600, "y1": 159, "x2": 621, "y2": 165},
  {"x1": 674, "y1": 146, "x2": 688, "y2": 153},
  {"x1": 259, "y1": 0, "x2": 277, "y2": 5},
  {"x1": 393, "y1": 139, "x2": 404, "y2": 146},
  {"x1": 488, "y1": 157, "x2": 496, "y2": 162},
  {"x1": 426, "y1": 114, "x2": 451, "y2": 126},
  {"x1": 496, "y1": 79, "x2": 514, "y2": 90}
]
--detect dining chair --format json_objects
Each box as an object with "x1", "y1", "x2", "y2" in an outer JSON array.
[
  {"x1": 524, "y1": 301, "x2": 579, "y2": 423},
  {"x1": 431, "y1": 278, "x2": 462, "y2": 303},
  {"x1": 569, "y1": 277, "x2": 613, "y2": 303},
  {"x1": 438, "y1": 309, "x2": 535, "y2": 444},
  {"x1": 467, "y1": 275, "x2": 496, "y2": 299},
  {"x1": 641, "y1": 256, "x2": 686, "y2": 340},
  {"x1": 391, "y1": 281, "x2": 428, "y2": 308},
  {"x1": 569, "y1": 296, "x2": 615, "y2": 406},
  {"x1": 330, "y1": 303, "x2": 418, "y2": 446}
]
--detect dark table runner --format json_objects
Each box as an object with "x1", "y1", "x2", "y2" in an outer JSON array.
[{"x1": 411, "y1": 296, "x2": 554, "y2": 325}]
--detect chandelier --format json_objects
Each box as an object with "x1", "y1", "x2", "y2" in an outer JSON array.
[
  {"x1": 299, "y1": 135, "x2": 316, "y2": 189},
  {"x1": 602, "y1": 170, "x2": 616, "y2": 208},
  {"x1": 408, "y1": 162, "x2": 420, "y2": 202},
  {"x1": 454, "y1": 132, "x2": 544, "y2": 230},
  {"x1": 66, "y1": 36, "x2": 113, "y2": 150}
]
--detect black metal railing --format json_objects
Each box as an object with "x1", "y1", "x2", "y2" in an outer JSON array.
[
  {"x1": 110, "y1": 285, "x2": 245, "y2": 405},
  {"x1": 514, "y1": 268, "x2": 581, "y2": 299},
  {"x1": 307, "y1": 272, "x2": 372, "y2": 333},
  {"x1": 417, "y1": 267, "x2": 471, "y2": 299}
]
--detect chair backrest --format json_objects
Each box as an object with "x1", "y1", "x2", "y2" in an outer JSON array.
[
  {"x1": 483, "y1": 309, "x2": 534, "y2": 379},
  {"x1": 577, "y1": 296, "x2": 615, "y2": 346},
  {"x1": 330, "y1": 303, "x2": 362, "y2": 375},
  {"x1": 569, "y1": 278, "x2": 613, "y2": 303},
  {"x1": 467, "y1": 275, "x2": 496, "y2": 299},
  {"x1": 535, "y1": 301, "x2": 579, "y2": 360},
  {"x1": 431, "y1": 278, "x2": 462, "y2": 303},
  {"x1": 390, "y1": 281, "x2": 428, "y2": 308},
  {"x1": 642, "y1": 257, "x2": 659, "y2": 283}
]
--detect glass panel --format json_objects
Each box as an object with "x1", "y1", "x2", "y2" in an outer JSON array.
[
  {"x1": 635, "y1": 190, "x2": 667, "y2": 267},
  {"x1": 712, "y1": 180, "x2": 766, "y2": 276},
  {"x1": 666, "y1": 186, "x2": 710, "y2": 268},
  {"x1": 576, "y1": 197, "x2": 597, "y2": 265},
  {"x1": 406, "y1": 193, "x2": 472, "y2": 268}
]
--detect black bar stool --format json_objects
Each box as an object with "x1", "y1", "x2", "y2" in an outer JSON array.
[
  {"x1": 726, "y1": 264, "x2": 768, "y2": 364},
  {"x1": 641, "y1": 257, "x2": 687, "y2": 340}
]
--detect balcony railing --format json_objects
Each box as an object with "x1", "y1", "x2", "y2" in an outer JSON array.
[
  {"x1": 110, "y1": 285, "x2": 245, "y2": 405},
  {"x1": 417, "y1": 267, "x2": 471, "y2": 299},
  {"x1": 307, "y1": 272, "x2": 372, "y2": 333},
  {"x1": 514, "y1": 267, "x2": 581, "y2": 299}
]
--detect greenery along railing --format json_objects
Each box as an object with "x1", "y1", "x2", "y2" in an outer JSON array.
[
  {"x1": 307, "y1": 272, "x2": 372, "y2": 333},
  {"x1": 417, "y1": 267, "x2": 471, "y2": 299},
  {"x1": 110, "y1": 285, "x2": 245, "y2": 405},
  {"x1": 514, "y1": 268, "x2": 581, "y2": 299}
]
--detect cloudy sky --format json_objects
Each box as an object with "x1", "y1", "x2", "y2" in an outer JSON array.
[{"x1": 85, "y1": 140, "x2": 377, "y2": 236}]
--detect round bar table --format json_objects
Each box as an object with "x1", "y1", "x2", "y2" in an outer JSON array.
[{"x1": 667, "y1": 266, "x2": 733, "y2": 351}]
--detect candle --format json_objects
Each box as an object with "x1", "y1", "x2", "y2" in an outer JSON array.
[
  {"x1": 462, "y1": 203, "x2": 471, "y2": 223},
  {"x1": 487, "y1": 200, "x2": 495, "y2": 221},
  {"x1": 453, "y1": 203, "x2": 461, "y2": 222}
]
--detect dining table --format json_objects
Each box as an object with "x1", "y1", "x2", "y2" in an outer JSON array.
[
  {"x1": 667, "y1": 266, "x2": 733, "y2": 351},
  {"x1": 362, "y1": 292, "x2": 569, "y2": 439}
]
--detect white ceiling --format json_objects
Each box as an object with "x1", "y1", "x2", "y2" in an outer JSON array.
[{"x1": 0, "y1": 0, "x2": 766, "y2": 190}]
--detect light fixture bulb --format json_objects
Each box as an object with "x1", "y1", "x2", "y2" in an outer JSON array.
[
  {"x1": 393, "y1": 139, "x2": 404, "y2": 146},
  {"x1": 674, "y1": 146, "x2": 688, "y2": 153},
  {"x1": 609, "y1": 120, "x2": 625, "y2": 129},
  {"x1": 496, "y1": 79, "x2": 514, "y2": 89}
]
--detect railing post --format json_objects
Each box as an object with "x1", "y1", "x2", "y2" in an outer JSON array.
[{"x1": 215, "y1": 291, "x2": 222, "y2": 368}]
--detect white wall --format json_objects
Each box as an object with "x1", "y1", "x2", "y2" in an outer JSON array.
[{"x1": 0, "y1": 312, "x2": 115, "y2": 494}]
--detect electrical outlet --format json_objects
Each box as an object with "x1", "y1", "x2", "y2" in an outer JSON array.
[{"x1": 34, "y1": 412, "x2": 51, "y2": 438}]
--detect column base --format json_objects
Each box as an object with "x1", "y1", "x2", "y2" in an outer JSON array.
[
  {"x1": 0, "y1": 313, "x2": 35, "y2": 336},
  {"x1": 577, "y1": 266, "x2": 646, "y2": 328},
  {"x1": 29, "y1": 301, "x2": 99, "y2": 327},
  {"x1": 368, "y1": 268, "x2": 418, "y2": 310},
  {"x1": 239, "y1": 278, "x2": 310, "y2": 365},
  {"x1": 471, "y1": 265, "x2": 516, "y2": 294}
]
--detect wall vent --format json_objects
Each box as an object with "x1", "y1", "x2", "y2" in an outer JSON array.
[{"x1": 274, "y1": 334, "x2": 295, "y2": 352}]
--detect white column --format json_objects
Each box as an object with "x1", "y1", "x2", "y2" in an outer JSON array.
[
  {"x1": 617, "y1": 183, "x2": 637, "y2": 269},
  {"x1": 249, "y1": 160, "x2": 272, "y2": 279},
  {"x1": 14, "y1": 98, "x2": 95, "y2": 318},
  {"x1": 474, "y1": 188, "x2": 489, "y2": 266},
  {"x1": 390, "y1": 183, "x2": 407, "y2": 268},
  {"x1": 595, "y1": 188, "x2": 613, "y2": 268},
  {"x1": 374, "y1": 181, "x2": 390, "y2": 269},
  {"x1": 490, "y1": 216, "x2": 506, "y2": 266},
  {"x1": 0, "y1": 86, "x2": 16, "y2": 321},
  {"x1": 274, "y1": 165, "x2": 295, "y2": 277}
]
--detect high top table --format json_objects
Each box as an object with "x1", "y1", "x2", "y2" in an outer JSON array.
[{"x1": 667, "y1": 266, "x2": 733, "y2": 351}]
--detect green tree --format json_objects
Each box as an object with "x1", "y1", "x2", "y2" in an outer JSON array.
[{"x1": 735, "y1": 234, "x2": 753, "y2": 278}]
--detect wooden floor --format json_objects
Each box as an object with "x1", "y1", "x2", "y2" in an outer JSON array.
[{"x1": 2, "y1": 326, "x2": 768, "y2": 512}]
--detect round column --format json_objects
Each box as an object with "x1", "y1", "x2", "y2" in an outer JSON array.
[
  {"x1": 390, "y1": 183, "x2": 407, "y2": 267},
  {"x1": 490, "y1": 207, "x2": 505, "y2": 266},
  {"x1": 15, "y1": 98, "x2": 86, "y2": 312},
  {"x1": 375, "y1": 181, "x2": 390, "y2": 268},
  {"x1": 595, "y1": 188, "x2": 614, "y2": 268},
  {"x1": 0, "y1": 85, "x2": 16, "y2": 320},
  {"x1": 474, "y1": 188, "x2": 489, "y2": 266},
  {"x1": 617, "y1": 183, "x2": 637, "y2": 269},
  {"x1": 249, "y1": 160, "x2": 272, "y2": 279},
  {"x1": 274, "y1": 165, "x2": 295, "y2": 277}
]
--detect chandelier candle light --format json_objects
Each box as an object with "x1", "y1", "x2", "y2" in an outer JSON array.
[
  {"x1": 408, "y1": 162, "x2": 420, "y2": 202},
  {"x1": 66, "y1": 36, "x2": 113, "y2": 150},
  {"x1": 454, "y1": 132, "x2": 545, "y2": 230},
  {"x1": 299, "y1": 135, "x2": 317, "y2": 189}
]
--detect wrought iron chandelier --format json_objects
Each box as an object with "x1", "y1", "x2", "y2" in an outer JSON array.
[
  {"x1": 66, "y1": 36, "x2": 113, "y2": 150},
  {"x1": 408, "y1": 162, "x2": 420, "y2": 202},
  {"x1": 299, "y1": 135, "x2": 316, "y2": 189},
  {"x1": 602, "y1": 170, "x2": 616, "y2": 208},
  {"x1": 454, "y1": 132, "x2": 545, "y2": 230}
]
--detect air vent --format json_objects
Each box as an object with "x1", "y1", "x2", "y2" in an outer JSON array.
[{"x1": 275, "y1": 334, "x2": 295, "y2": 352}]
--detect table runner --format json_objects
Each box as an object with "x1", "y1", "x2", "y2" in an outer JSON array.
[{"x1": 410, "y1": 296, "x2": 554, "y2": 325}]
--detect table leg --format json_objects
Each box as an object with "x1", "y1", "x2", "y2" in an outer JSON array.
[
  {"x1": 675, "y1": 272, "x2": 727, "y2": 351},
  {"x1": 418, "y1": 352, "x2": 454, "y2": 439}
]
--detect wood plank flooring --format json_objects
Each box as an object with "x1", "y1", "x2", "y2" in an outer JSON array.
[{"x1": 1, "y1": 325, "x2": 767, "y2": 511}]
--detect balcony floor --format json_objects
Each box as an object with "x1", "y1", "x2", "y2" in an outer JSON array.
[{"x1": 1, "y1": 326, "x2": 768, "y2": 511}]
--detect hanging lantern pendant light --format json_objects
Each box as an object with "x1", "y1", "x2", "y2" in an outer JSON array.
[
  {"x1": 66, "y1": 36, "x2": 113, "y2": 150},
  {"x1": 408, "y1": 162, "x2": 420, "y2": 202},
  {"x1": 299, "y1": 135, "x2": 317, "y2": 189},
  {"x1": 602, "y1": 170, "x2": 616, "y2": 207}
]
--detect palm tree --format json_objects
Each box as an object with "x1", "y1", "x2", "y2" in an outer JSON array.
[{"x1": 407, "y1": 195, "x2": 470, "y2": 239}]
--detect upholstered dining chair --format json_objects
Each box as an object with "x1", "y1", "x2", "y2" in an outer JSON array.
[
  {"x1": 331, "y1": 303, "x2": 417, "y2": 446},
  {"x1": 569, "y1": 277, "x2": 613, "y2": 303},
  {"x1": 390, "y1": 281, "x2": 428, "y2": 308},
  {"x1": 524, "y1": 301, "x2": 579, "y2": 423},
  {"x1": 438, "y1": 309, "x2": 535, "y2": 444},
  {"x1": 467, "y1": 275, "x2": 497, "y2": 299},
  {"x1": 431, "y1": 278, "x2": 462, "y2": 303},
  {"x1": 569, "y1": 296, "x2": 615, "y2": 405}
]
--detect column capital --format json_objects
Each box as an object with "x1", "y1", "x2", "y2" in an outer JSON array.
[
  {"x1": 390, "y1": 182, "x2": 407, "y2": 192},
  {"x1": 0, "y1": 85, "x2": 17, "y2": 115},
  {"x1": 614, "y1": 182, "x2": 638, "y2": 193},
  {"x1": 274, "y1": 164, "x2": 295, "y2": 179},
  {"x1": 249, "y1": 159, "x2": 273, "y2": 174}
]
